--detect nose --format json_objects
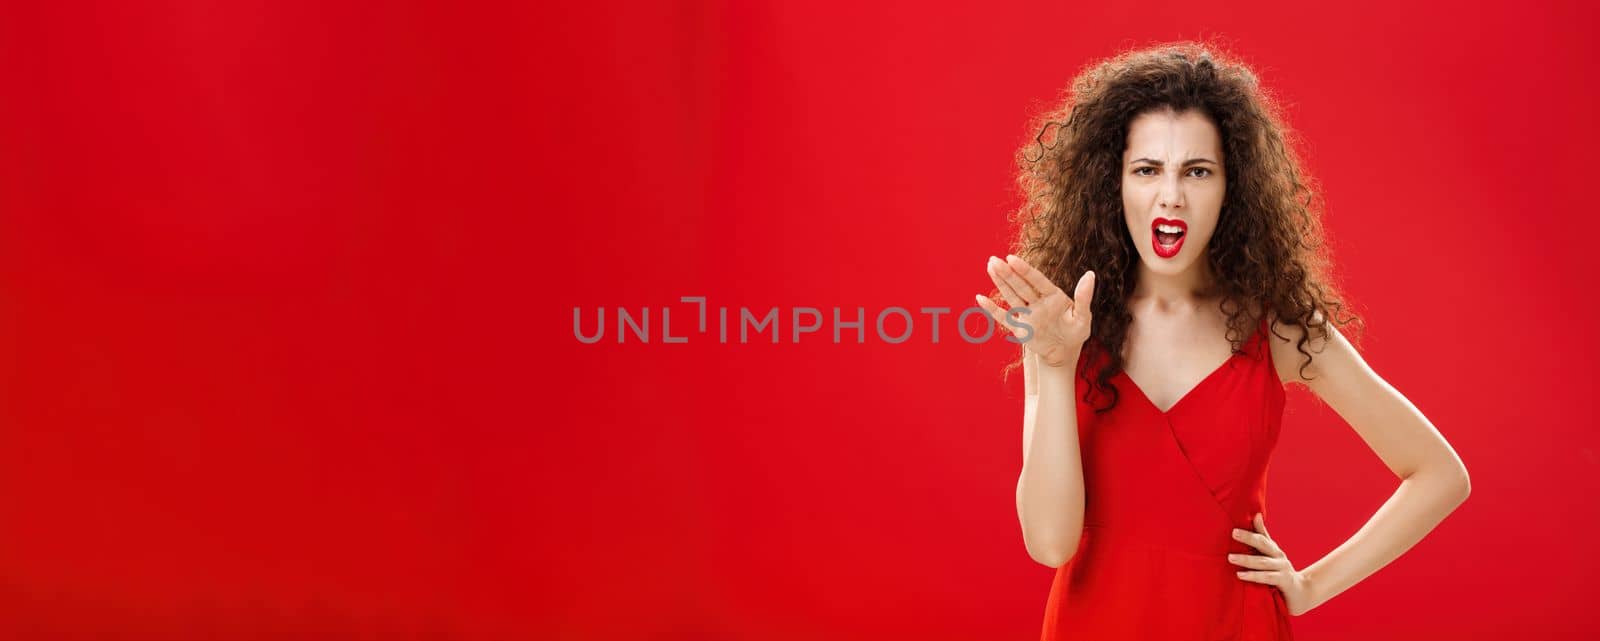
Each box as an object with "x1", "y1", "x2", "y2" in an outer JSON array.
[{"x1": 1158, "y1": 173, "x2": 1185, "y2": 209}]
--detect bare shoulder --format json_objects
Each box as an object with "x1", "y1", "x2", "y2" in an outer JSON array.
[{"x1": 1263, "y1": 307, "x2": 1339, "y2": 386}]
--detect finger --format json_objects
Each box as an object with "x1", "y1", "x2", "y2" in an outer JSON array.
[
  {"x1": 975, "y1": 295, "x2": 1024, "y2": 338},
  {"x1": 1227, "y1": 554, "x2": 1285, "y2": 571},
  {"x1": 1236, "y1": 570, "x2": 1280, "y2": 586},
  {"x1": 1072, "y1": 270, "x2": 1096, "y2": 318},
  {"x1": 1006, "y1": 255, "x2": 1060, "y2": 301},
  {"x1": 1233, "y1": 528, "x2": 1282, "y2": 557},
  {"x1": 995, "y1": 256, "x2": 1042, "y2": 303},
  {"x1": 987, "y1": 257, "x2": 1028, "y2": 308},
  {"x1": 1253, "y1": 514, "x2": 1284, "y2": 556}
]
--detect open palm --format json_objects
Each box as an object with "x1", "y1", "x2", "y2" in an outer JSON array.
[{"x1": 976, "y1": 254, "x2": 1095, "y2": 368}]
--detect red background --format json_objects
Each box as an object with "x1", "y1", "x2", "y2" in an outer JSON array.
[{"x1": 0, "y1": 1, "x2": 1593, "y2": 639}]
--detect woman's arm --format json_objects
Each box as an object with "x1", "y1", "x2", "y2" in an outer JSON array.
[
  {"x1": 1016, "y1": 348, "x2": 1087, "y2": 568},
  {"x1": 1271, "y1": 312, "x2": 1471, "y2": 614},
  {"x1": 980, "y1": 255, "x2": 1096, "y2": 568}
]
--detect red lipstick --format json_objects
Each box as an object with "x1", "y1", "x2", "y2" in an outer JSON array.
[{"x1": 1151, "y1": 217, "x2": 1186, "y2": 259}]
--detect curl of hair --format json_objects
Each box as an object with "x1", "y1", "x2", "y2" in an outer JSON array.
[{"x1": 997, "y1": 40, "x2": 1362, "y2": 413}]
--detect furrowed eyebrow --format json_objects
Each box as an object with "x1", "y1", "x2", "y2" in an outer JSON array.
[{"x1": 1128, "y1": 157, "x2": 1219, "y2": 167}]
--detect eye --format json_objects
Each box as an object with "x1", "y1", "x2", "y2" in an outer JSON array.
[
  {"x1": 1132, "y1": 166, "x2": 1157, "y2": 177},
  {"x1": 1187, "y1": 167, "x2": 1213, "y2": 178}
]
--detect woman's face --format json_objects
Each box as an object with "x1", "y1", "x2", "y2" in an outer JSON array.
[{"x1": 1121, "y1": 107, "x2": 1226, "y2": 279}]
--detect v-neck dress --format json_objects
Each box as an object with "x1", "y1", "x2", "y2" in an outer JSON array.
[{"x1": 1039, "y1": 315, "x2": 1294, "y2": 641}]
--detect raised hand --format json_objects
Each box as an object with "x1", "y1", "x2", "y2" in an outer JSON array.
[{"x1": 975, "y1": 254, "x2": 1095, "y2": 368}]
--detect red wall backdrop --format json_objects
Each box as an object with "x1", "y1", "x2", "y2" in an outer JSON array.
[{"x1": 0, "y1": 1, "x2": 1593, "y2": 639}]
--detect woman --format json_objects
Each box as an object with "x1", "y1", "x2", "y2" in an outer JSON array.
[{"x1": 974, "y1": 43, "x2": 1471, "y2": 640}]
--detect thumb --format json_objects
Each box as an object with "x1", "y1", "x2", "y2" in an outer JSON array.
[{"x1": 1073, "y1": 271, "x2": 1096, "y2": 316}]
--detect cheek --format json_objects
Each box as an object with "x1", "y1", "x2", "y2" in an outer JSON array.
[
  {"x1": 1120, "y1": 178, "x2": 1141, "y2": 203},
  {"x1": 1122, "y1": 200, "x2": 1142, "y2": 236},
  {"x1": 1120, "y1": 181, "x2": 1144, "y2": 216},
  {"x1": 1193, "y1": 186, "x2": 1225, "y2": 240},
  {"x1": 1189, "y1": 214, "x2": 1224, "y2": 249}
]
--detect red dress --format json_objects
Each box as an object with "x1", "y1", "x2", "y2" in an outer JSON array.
[{"x1": 1040, "y1": 316, "x2": 1294, "y2": 641}]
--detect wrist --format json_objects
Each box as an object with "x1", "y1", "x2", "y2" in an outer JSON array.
[
  {"x1": 1034, "y1": 350, "x2": 1081, "y2": 376},
  {"x1": 1294, "y1": 567, "x2": 1326, "y2": 616}
]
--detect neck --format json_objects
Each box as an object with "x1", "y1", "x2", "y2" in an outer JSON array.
[{"x1": 1130, "y1": 253, "x2": 1217, "y2": 311}]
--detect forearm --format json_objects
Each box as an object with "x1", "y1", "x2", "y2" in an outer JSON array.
[
  {"x1": 1016, "y1": 356, "x2": 1086, "y2": 567},
  {"x1": 1300, "y1": 467, "x2": 1470, "y2": 612}
]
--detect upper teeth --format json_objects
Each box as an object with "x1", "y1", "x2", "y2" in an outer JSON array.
[{"x1": 1157, "y1": 224, "x2": 1183, "y2": 233}]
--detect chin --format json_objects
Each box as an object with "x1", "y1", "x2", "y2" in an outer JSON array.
[{"x1": 1141, "y1": 255, "x2": 1190, "y2": 274}]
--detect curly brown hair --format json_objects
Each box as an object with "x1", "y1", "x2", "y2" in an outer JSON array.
[{"x1": 999, "y1": 40, "x2": 1362, "y2": 413}]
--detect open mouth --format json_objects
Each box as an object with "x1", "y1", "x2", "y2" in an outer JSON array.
[{"x1": 1151, "y1": 217, "x2": 1186, "y2": 258}]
